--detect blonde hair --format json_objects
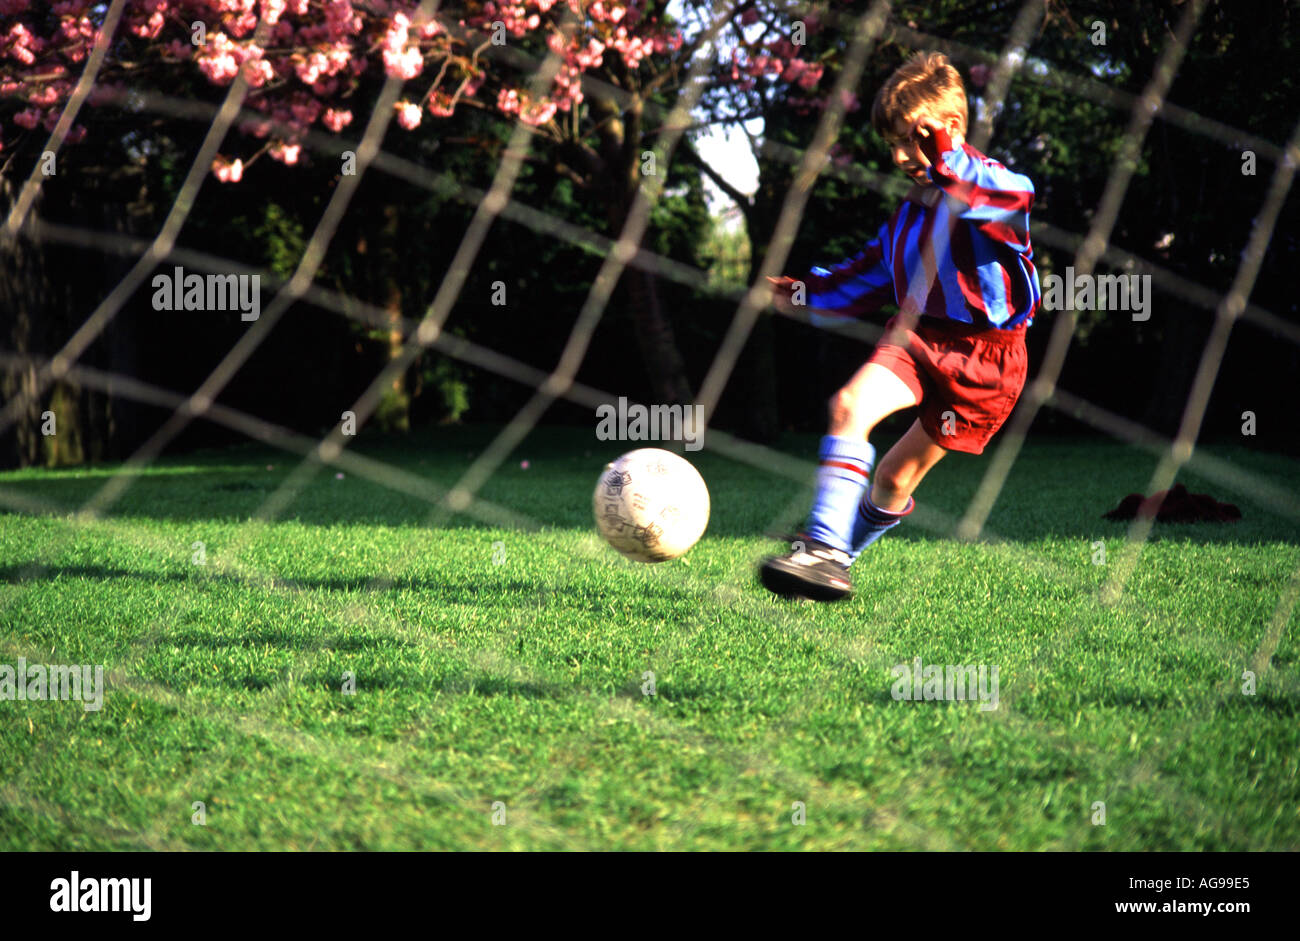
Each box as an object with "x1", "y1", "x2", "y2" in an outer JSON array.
[{"x1": 871, "y1": 51, "x2": 968, "y2": 138}]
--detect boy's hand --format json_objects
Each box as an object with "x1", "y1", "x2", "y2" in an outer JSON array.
[
  {"x1": 910, "y1": 116, "x2": 952, "y2": 166},
  {"x1": 766, "y1": 276, "x2": 801, "y2": 315}
]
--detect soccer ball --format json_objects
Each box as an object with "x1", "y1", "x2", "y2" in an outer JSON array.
[{"x1": 593, "y1": 448, "x2": 710, "y2": 563}]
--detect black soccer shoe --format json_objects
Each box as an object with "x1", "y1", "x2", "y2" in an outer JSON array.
[{"x1": 758, "y1": 536, "x2": 853, "y2": 601}]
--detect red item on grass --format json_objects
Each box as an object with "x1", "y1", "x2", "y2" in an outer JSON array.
[{"x1": 1103, "y1": 483, "x2": 1241, "y2": 522}]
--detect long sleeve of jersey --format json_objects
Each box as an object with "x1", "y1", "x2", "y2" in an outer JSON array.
[
  {"x1": 794, "y1": 131, "x2": 1040, "y2": 332},
  {"x1": 803, "y1": 221, "x2": 895, "y2": 327},
  {"x1": 919, "y1": 127, "x2": 1035, "y2": 254}
]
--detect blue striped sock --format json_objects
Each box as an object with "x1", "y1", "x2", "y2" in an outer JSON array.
[
  {"x1": 804, "y1": 436, "x2": 875, "y2": 553},
  {"x1": 848, "y1": 492, "x2": 915, "y2": 561}
]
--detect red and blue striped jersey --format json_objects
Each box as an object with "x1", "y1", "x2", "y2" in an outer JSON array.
[{"x1": 804, "y1": 135, "x2": 1040, "y2": 331}]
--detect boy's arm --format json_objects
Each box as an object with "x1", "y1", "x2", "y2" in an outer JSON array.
[
  {"x1": 779, "y1": 224, "x2": 894, "y2": 327},
  {"x1": 914, "y1": 123, "x2": 1035, "y2": 253}
]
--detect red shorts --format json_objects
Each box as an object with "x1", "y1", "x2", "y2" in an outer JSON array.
[{"x1": 867, "y1": 313, "x2": 1029, "y2": 454}]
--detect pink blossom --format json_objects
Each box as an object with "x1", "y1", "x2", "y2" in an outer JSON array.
[
  {"x1": 383, "y1": 44, "x2": 423, "y2": 79},
  {"x1": 130, "y1": 10, "x2": 165, "y2": 40},
  {"x1": 395, "y1": 100, "x2": 421, "y2": 129},
  {"x1": 427, "y1": 92, "x2": 455, "y2": 117},
  {"x1": 65, "y1": 15, "x2": 99, "y2": 47},
  {"x1": 212, "y1": 156, "x2": 244, "y2": 182},
  {"x1": 244, "y1": 58, "x2": 274, "y2": 87},
  {"x1": 383, "y1": 11, "x2": 410, "y2": 52},
  {"x1": 28, "y1": 85, "x2": 58, "y2": 107},
  {"x1": 521, "y1": 99, "x2": 557, "y2": 126},
  {"x1": 322, "y1": 107, "x2": 353, "y2": 131},
  {"x1": 270, "y1": 141, "x2": 301, "y2": 164},
  {"x1": 260, "y1": 0, "x2": 287, "y2": 25},
  {"x1": 196, "y1": 34, "x2": 241, "y2": 85},
  {"x1": 228, "y1": 12, "x2": 258, "y2": 38},
  {"x1": 573, "y1": 37, "x2": 604, "y2": 67},
  {"x1": 3, "y1": 0, "x2": 688, "y2": 157},
  {"x1": 5, "y1": 22, "x2": 37, "y2": 65},
  {"x1": 295, "y1": 52, "x2": 328, "y2": 84},
  {"x1": 325, "y1": 44, "x2": 351, "y2": 74},
  {"x1": 796, "y1": 62, "x2": 824, "y2": 90},
  {"x1": 328, "y1": 1, "x2": 362, "y2": 38}
]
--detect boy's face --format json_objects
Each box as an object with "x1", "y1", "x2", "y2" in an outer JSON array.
[{"x1": 884, "y1": 110, "x2": 965, "y2": 185}]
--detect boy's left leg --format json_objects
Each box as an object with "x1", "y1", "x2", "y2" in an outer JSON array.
[{"x1": 848, "y1": 419, "x2": 948, "y2": 559}]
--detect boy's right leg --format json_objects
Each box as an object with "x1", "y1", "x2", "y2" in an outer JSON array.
[
  {"x1": 804, "y1": 362, "x2": 920, "y2": 549},
  {"x1": 759, "y1": 362, "x2": 919, "y2": 600}
]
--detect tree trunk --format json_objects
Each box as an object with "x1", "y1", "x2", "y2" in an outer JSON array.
[
  {"x1": 627, "y1": 265, "x2": 693, "y2": 404},
  {"x1": 591, "y1": 93, "x2": 694, "y2": 408},
  {"x1": 361, "y1": 205, "x2": 410, "y2": 432},
  {"x1": 1, "y1": 176, "x2": 50, "y2": 468}
]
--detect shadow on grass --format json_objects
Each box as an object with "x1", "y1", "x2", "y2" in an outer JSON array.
[
  {"x1": 0, "y1": 563, "x2": 699, "y2": 612},
  {"x1": 1, "y1": 429, "x2": 1297, "y2": 543},
  {"x1": 859, "y1": 685, "x2": 1300, "y2": 714},
  {"x1": 158, "y1": 669, "x2": 564, "y2": 698}
]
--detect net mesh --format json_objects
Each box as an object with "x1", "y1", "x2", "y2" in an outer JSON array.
[{"x1": 1, "y1": 0, "x2": 1297, "y2": 848}]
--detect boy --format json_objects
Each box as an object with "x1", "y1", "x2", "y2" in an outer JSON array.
[{"x1": 760, "y1": 51, "x2": 1040, "y2": 601}]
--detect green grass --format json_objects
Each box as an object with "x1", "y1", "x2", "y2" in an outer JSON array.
[{"x1": 0, "y1": 425, "x2": 1297, "y2": 850}]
